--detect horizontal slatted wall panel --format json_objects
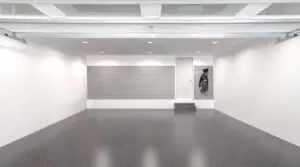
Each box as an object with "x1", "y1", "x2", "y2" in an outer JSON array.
[{"x1": 88, "y1": 66, "x2": 175, "y2": 99}]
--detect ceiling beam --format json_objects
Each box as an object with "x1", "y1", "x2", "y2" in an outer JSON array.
[
  {"x1": 1, "y1": 15, "x2": 300, "y2": 24},
  {"x1": 1, "y1": 22, "x2": 297, "y2": 37},
  {"x1": 17, "y1": 32, "x2": 283, "y2": 39},
  {"x1": 55, "y1": 4, "x2": 78, "y2": 16},
  {"x1": 0, "y1": 0, "x2": 299, "y2": 4},
  {"x1": 31, "y1": 4, "x2": 67, "y2": 17},
  {"x1": 219, "y1": 4, "x2": 247, "y2": 15},
  {"x1": 140, "y1": 4, "x2": 162, "y2": 18},
  {"x1": 235, "y1": 3, "x2": 272, "y2": 17}
]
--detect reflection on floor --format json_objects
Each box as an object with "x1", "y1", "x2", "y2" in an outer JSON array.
[{"x1": 0, "y1": 109, "x2": 299, "y2": 167}]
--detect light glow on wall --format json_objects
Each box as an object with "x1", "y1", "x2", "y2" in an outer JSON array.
[
  {"x1": 72, "y1": 60, "x2": 86, "y2": 77},
  {"x1": 96, "y1": 60, "x2": 120, "y2": 66},
  {"x1": 40, "y1": 50, "x2": 67, "y2": 78},
  {"x1": 0, "y1": 49, "x2": 23, "y2": 74},
  {"x1": 137, "y1": 60, "x2": 163, "y2": 66},
  {"x1": 193, "y1": 56, "x2": 214, "y2": 66},
  {"x1": 193, "y1": 60, "x2": 206, "y2": 66},
  {"x1": 0, "y1": 36, "x2": 25, "y2": 49}
]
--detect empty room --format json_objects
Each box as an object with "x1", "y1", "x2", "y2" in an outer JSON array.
[{"x1": 0, "y1": 1, "x2": 300, "y2": 167}]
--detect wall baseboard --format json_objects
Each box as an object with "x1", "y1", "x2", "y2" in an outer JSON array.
[{"x1": 87, "y1": 99, "x2": 214, "y2": 109}]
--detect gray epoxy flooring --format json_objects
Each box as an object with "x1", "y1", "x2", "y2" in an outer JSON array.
[{"x1": 0, "y1": 109, "x2": 300, "y2": 167}]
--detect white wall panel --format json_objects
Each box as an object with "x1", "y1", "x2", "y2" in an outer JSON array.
[
  {"x1": 87, "y1": 100, "x2": 214, "y2": 109},
  {"x1": 87, "y1": 55, "x2": 214, "y2": 66},
  {"x1": 175, "y1": 57, "x2": 194, "y2": 101},
  {"x1": 195, "y1": 100, "x2": 215, "y2": 109},
  {"x1": 87, "y1": 55, "x2": 175, "y2": 66},
  {"x1": 215, "y1": 37, "x2": 300, "y2": 147},
  {"x1": 193, "y1": 56, "x2": 214, "y2": 66},
  {"x1": 0, "y1": 36, "x2": 87, "y2": 147},
  {"x1": 87, "y1": 55, "x2": 214, "y2": 109},
  {"x1": 87, "y1": 100, "x2": 174, "y2": 109}
]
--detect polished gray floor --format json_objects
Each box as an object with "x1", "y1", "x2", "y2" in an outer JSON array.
[{"x1": 0, "y1": 109, "x2": 300, "y2": 167}]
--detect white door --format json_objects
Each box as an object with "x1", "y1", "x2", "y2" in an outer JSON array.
[{"x1": 175, "y1": 57, "x2": 194, "y2": 101}]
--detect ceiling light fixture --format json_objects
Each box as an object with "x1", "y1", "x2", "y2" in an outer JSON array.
[
  {"x1": 196, "y1": 51, "x2": 201, "y2": 54},
  {"x1": 100, "y1": 51, "x2": 104, "y2": 54},
  {"x1": 82, "y1": 41, "x2": 88, "y2": 44},
  {"x1": 148, "y1": 52, "x2": 152, "y2": 54},
  {"x1": 148, "y1": 41, "x2": 153, "y2": 44},
  {"x1": 213, "y1": 41, "x2": 219, "y2": 44}
]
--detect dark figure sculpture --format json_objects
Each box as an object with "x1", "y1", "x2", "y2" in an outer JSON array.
[{"x1": 198, "y1": 68, "x2": 209, "y2": 94}]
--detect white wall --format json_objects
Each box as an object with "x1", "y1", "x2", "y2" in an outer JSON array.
[
  {"x1": 87, "y1": 100, "x2": 174, "y2": 109},
  {"x1": 87, "y1": 55, "x2": 175, "y2": 66},
  {"x1": 87, "y1": 55, "x2": 214, "y2": 67},
  {"x1": 215, "y1": 37, "x2": 300, "y2": 147},
  {"x1": 87, "y1": 55, "x2": 214, "y2": 109},
  {"x1": 87, "y1": 100, "x2": 214, "y2": 109},
  {"x1": 193, "y1": 56, "x2": 214, "y2": 66},
  {"x1": 0, "y1": 36, "x2": 87, "y2": 147}
]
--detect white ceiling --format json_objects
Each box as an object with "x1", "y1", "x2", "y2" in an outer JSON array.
[
  {"x1": 0, "y1": 0, "x2": 289, "y2": 55},
  {"x1": 0, "y1": 0, "x2": 299, "y2": 39},
  {"x1": 26, "y1": 37, "x2": 274, "y2": 56},
  {"x1": 1, "y1": 1, "x2": 300, "y2": 17}
]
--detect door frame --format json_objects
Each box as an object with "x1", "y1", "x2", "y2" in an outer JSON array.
[{"x1": 175, "y1": 57, "x2": 194, "y2": 102}]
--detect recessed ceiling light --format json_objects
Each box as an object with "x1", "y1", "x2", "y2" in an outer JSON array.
[
  {"x1": 148, "y1": 52, "x2": 152, "y2": 54},
  {"x1": 148, "y1": 41, "x2": 153, "y2": 44},
  {"x1": 196, "y1": 51, "x2": 201, "y2": 54},
  {"x1": 100, "y1": 51, "x2": 104, "y2": 54},
  {"x1": 213, "y1": 41, "x2": 219, "y2": 44},
  {"x1": 82, "y1": 41, "x2": 88, "y2": 44}
]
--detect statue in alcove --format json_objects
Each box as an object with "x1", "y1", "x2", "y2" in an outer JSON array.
[{"x1": 198, "y1": 68, "x2": 209, "y2": 94}]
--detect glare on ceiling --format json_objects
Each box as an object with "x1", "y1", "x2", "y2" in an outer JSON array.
[
  {"x1": 148, "y1": 52, "x2": 152, "y2": 54},
  {"x1": 100, "y1": 51, "x2": 104, "y2": 54},
  {"x1": 82, "y1": 41, "x2": 88, "y2": 44},
  {"x1": 148, "y1": 41, "x2": 153, "y2": 44},
  {"x1": 213, "y1": 41, "x2": 219, "y2": 44},
  {"x1": 196, "y1": 51, "x2": 201, "y2": 54}
]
